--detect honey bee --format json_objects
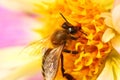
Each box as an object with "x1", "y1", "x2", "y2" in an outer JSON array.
[{"x1": 21, "y1": 13, "x2": 85, "y2": 80}]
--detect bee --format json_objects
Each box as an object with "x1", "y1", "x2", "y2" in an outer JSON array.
[
  {"x1": 42, "y1": 13, "x2": 85, "y2": 80},
  {"x1": 21, "y1": 13, "x2": 85, "y2": 80}
]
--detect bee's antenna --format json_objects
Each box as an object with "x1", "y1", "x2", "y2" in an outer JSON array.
[{"x1": 60, "y1": 13, "x2": 69, "y2": 23}]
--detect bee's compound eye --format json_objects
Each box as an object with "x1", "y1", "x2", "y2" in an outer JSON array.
[{"x1": 68, "y1": 27, "x2": 77, "y2": 34}]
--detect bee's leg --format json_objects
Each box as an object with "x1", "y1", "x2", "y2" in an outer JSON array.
[
  {"x1": 64, "y1": 73, "x2": 75, "y2": 80},
  {"x1": 70, "y1": 36, "x2": 78, "y2": 40},
  {"x1": 61, "y1": 53, "x2": 75, "y2": 80},
  {"x1": 63, "y1": 49, "x2": 78, "y2": 54}
]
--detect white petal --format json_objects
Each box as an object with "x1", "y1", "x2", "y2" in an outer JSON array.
[
  {"x1": 100, "y1": 12, "x2": 114, "y2": 29},
  {"x1": 97, "y1": 49, "x2": 120, "y2": 80},
  {"x1": 112, "y1": 4, "x2": 120, "y2": 34},
  {"x1": 111, "y1": 34, "x2": 120, "y2": 54},
  {"x1": 2, "y1": 58, "x2": 42, "y2": 80},
  {"x1": 100, "y1": 12, "x2": 111, "y2": 18},
  {"x1": 97, "y1": 60, "x2": 114, "y2": 80},
  {"x1": 0, "y1": 46, "x2": 42, "y2": 80},
  {"x1": 102, "y1": 28, "x2": 115, "y2": 43}
]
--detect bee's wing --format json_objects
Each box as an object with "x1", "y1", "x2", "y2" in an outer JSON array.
[
  {"x1": 0, "y1": 37, "x2": 52, "y2": 80},
  {"x1": 42, "y1": 45, "x2": 64, "y2": 80},
  {"x1": 19, "y1": 37, "x2": 51, "y2": 56}
]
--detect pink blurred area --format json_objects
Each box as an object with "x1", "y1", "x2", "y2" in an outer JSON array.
[
  {"x1": 0, "y1": 6, "x2": 39, "y2": 48},
  {"x1": 0, "y1": 6, "x2": 43, "y2": 80},
  {"x1": 26, "y1": 72, "x2": 43, "y2": 80},
  {"x1": 114, "y1": 0, "x2": 120, "y2": 6}
]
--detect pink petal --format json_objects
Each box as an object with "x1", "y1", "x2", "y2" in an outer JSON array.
[
  {"x1": 0, "y1": 6, "x2": 40, "y2": 48},
  {"x1": 26, "y1": 72, "x2": 43, "y2": 80},
  {"x1": 114, "y1": 0, "x2": 120, "y2": 6}
]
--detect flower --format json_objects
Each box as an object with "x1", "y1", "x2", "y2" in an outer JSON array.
[
  {"x1": 1, "y1": 0, "x2": 120, "y2": 80},
  {"x1": 97, "y1": 49, "x2": 120, "y2": 80},
  {"x1": 101, "y1": 4, "x2": 120, "y2": 53},
  {"x1": 92, "y1": 0, "x2": 114, "y2": 11},
  {"x1": 34, "y1": 0, "x2": 112, "y2": 80},
  {"x1": 98, "y1": 2, "x2": 120, "y2": 80}
]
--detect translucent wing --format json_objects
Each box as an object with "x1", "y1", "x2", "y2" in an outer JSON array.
[
  {"x1": 19, "y1": 37, "x2": 51, "y2": 56},
  {"x1": 0, "y1": 38, "x2": 52, "y2": 80},
  {"x1": 42, "y1": 45, "x2": 64, "y2": 80},
  {"x1": 0, "y1": 36, "x2": 58, "y2": 80}
]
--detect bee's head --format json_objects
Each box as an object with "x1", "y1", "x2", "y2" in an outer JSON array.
[{"x1": 60, "y1": 13, "x2": 79, "y2": 34}]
